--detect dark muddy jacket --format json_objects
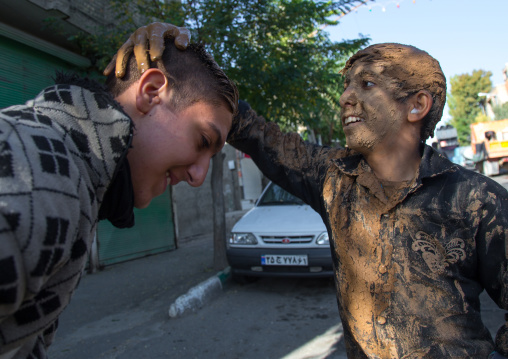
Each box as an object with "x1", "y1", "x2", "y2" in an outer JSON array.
[{"x1": 227, "y1": 105, "x2": 508, "y2": 358}]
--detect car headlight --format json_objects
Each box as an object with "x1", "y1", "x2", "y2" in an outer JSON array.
[
  {"x1": 229, "y1": 233, "x2": 258, "y2": 245},
  {"x1": 316, "y1": 232, "x2": 329, "y2": 245}
]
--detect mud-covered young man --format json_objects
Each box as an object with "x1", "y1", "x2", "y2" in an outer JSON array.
[
  {"x1": 0, "y1": 27, "x2": 238, "y2": 358},
  {"x1": 116, "y1": 26, "x2": 507, "y2": 358}
]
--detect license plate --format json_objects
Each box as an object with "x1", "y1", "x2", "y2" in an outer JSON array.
[{"x1": 261, "y1": 254, "x2": 308, "y2": 266}]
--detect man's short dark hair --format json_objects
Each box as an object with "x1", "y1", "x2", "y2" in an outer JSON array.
[
  {"x1": 341, "y1": 43, "x2": 447, "y2": 142},
  {"x1": 106, "y1": 38, "x2": 239, "y2": 115}
]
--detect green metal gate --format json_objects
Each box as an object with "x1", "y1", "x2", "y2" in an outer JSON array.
[
  {"x1": 97, "y1": 188, "x2": 176, "y2": 266},
  {"x1": 0, "y1": 34, "x2": 79, "y2": 108}
]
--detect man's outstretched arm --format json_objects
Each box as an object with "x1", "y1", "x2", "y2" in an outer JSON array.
[{"x1": 227, "y1": 100, "x2": 337, "y2": 214}]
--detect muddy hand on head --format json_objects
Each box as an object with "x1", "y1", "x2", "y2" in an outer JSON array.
[{"x1": 103, "y1": 22, "x2": 190, "y2": 78}]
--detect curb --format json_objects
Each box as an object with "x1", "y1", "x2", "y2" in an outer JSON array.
[{"x1": 168, "y1": 267, "x2": 231, "y2": 318}]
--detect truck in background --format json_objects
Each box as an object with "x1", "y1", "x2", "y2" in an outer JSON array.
[{"x1": 470, "y1": 118, "x2": 508, "y2": 176}]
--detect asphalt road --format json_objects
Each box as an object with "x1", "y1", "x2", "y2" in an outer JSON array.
[
  {"x1": 493, "y1": 172, "x2": 508, "y2": 189},
  {"x1": 48, "y1": 235, "x2": 346, "y2": 359},
  {"x1": 160, "y1": 277, "x2": 345, "y2": 359}
]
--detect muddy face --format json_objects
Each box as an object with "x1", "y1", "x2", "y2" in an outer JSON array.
[
  {"x1": 339, "y1": 61, "x2": 407, "y2": 154},
  {"x1": 340, "y1": 43, "x2": 447, "y2": 143}
]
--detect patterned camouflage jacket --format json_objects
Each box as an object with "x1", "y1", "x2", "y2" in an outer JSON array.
[
  {"x1": 228, "y1": 104, "x2": 508, "y2": 358},
  {"x1": 0, "y1": 78, "x2": 133, "y2": 358}
]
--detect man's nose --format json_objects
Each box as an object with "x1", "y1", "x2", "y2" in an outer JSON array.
[
  {"x1": 339, "y1": 87, "x2": 357, "y2": 107},
  {"x1": 186, "y1": 155, "x2": 211, "y2": 187}
]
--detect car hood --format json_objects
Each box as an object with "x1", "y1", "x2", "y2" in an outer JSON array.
[{"x1": 232, "y1": 205, "x2": 326, "y2": 234}]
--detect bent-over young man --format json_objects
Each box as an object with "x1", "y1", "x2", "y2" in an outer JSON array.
[{"x1": 0, "y1": 31, "x2": 238, "y2": 358}]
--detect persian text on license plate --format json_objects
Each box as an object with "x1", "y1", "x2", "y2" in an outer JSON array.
[{"x1": 261, "y1": 254, "x2": 308, "y2": 266}]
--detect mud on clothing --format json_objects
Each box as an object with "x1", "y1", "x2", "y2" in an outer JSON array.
[
  {"x1": 0, "y1": 76, "x2": 134, "y2": 358},
  {"x1": 227, "y1": 104, "x2": 508, "y2": 358}
]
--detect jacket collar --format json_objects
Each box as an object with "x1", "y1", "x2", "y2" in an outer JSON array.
[
  {"x1": 334, "y1": 144, "x2": 457, "y2": 180},
  {"x1": 333, "y1": 144, "x2": 458, "y2": 205},
  {"x1": 417, "y1": 144, "x2": 459, "y2": 180}
]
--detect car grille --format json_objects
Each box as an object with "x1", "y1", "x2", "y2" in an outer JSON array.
[{"x1": 260, "y1": 235, "x2": 314, "y2": 244}]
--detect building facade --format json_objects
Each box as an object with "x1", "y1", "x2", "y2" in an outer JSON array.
[{"x1": 484, "y1": 63, "x2": 508, "y2": 119}]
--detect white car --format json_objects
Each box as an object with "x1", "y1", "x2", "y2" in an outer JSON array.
[{"x1": 227, "y1": 182, "x2": 333, "y2": 281}]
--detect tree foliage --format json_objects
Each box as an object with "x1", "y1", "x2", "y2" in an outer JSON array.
[
  {"x1": 448, "y1": 70, "x2": 492, "y2": 145},
  {"x1": 67, "y1": 0, "x2": 370, "y2": 145},
  {"x1": 493, "y1": 102, "x2": 508, "y2": 121}
]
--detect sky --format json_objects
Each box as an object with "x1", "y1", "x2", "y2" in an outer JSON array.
[{"x1": 326, "y1": 0, "x2": 508, "y2": 123}]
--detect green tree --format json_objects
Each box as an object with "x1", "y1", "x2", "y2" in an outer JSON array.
[
  {"x1": 493, "y1": 102, "x2": 508, "y2": 120},
  {"x1": 474, "y1": 112, "x2": 490, "y2": 124},
  {"x1": 448, "y1": 69, "x2": 492, "y2": 145}
]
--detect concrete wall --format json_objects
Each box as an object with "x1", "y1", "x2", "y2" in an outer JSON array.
[
  {"x1": 0, "y1": 0, "x2": 151, "y2": 56},
  {"x1": 0, "y1": 0, "x2": 109, "y2": 53},
  {"x1": 28, "y1": 0, "x2": 114, "y2": 30}
]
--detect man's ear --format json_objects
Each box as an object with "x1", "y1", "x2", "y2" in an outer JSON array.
[
  {"x1": 135, "y1": 68, "x2": 168, "y2": 114},
  {"x1": 408, "y1": 90, "x2": 432, "y2": 123}
]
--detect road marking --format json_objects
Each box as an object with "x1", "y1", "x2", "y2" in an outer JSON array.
[{"x1": 281, "y1": 323, "x2": 345, "y2": 359}]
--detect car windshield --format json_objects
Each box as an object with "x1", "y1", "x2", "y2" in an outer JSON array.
[{"x1": 258, "y1": 183, "x2": 305, "y2": 206}]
